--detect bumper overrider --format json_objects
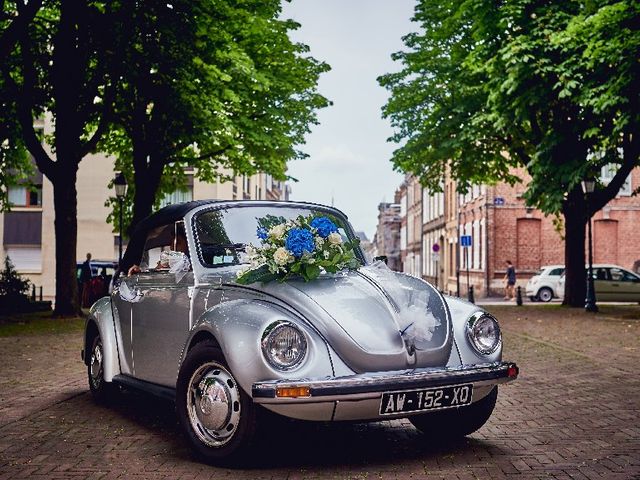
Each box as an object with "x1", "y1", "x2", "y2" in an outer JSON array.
[{"x1": 252, "y1": 361, "x2": 519, "y2": 404}]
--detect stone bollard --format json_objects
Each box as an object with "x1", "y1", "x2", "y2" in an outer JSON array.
[
  {"x1": 468, "y1": 285, "x2": 475, "y2": 304},
  {"x1": 516, "y1": 286, "x2": 523, "y2": 306}
]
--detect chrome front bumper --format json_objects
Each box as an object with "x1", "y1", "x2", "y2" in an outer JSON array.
[{"x1": 252, "y1": 361, "x2": 518, "y2": 404}]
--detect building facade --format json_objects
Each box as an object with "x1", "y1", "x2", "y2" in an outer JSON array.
[
  {"x1": 378, "y1": 166, "x2": 640, "y2": 298},
  {"x1": 1, "y1": 152, "x2": 289, "y2": 300},
  {"x1": 374, "y1": 200, "x2": 402, "y2": 271}
]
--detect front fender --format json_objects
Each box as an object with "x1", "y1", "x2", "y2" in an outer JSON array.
[
  {"x1": 183, "y1": 298, "x2": 336, "y2": 399},
  {"x1": 84, "y1": 296, "x2": 120, "y2": 382}
]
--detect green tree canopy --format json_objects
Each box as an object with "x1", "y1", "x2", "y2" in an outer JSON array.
[
  {"x1": 379, "y1": 0, "x2": 640, "y2": 306},
  {"x1": 0, "y1": 0, "x2": 328, "y2": 315},
  {"x1": 101, "y1": 0, "x2": 329, "y2": 233}
]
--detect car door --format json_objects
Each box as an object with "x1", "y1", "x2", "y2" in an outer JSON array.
[
  {"x1": 607, "y1": 267, "x2": 640, "y2": 302},
  {"x1": 132, "y1": 270, "x2": 192, "y2": 386},
  {"x1": 593, "y1": 267, "x2": 613, "y2": 301},
  {"x1": 129, "y1": 221, "x2": 193, "y2": 387}
]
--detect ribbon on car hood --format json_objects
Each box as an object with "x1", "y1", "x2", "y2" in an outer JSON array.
[{"x1": 363, "y1": 261, "x2": 441, "y2": 350}]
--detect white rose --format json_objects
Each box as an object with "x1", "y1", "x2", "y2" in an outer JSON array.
[
  {"x1": 328, "y1": 232, "x2": 343, "y2": 245},
  {"x1": 269, "y1": 224, "x2": 287, "y2": 240},
  {"x1": 273, "y1": 247, "x2": 293, "y2": 266}
]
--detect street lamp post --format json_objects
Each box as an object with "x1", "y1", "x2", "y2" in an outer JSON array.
[
  {"x1": 114, "y1": 172, "x2": 127, "y2": 265},
  {"x1": 581, "y1": 179, "x2": 598, "y2": 313}
]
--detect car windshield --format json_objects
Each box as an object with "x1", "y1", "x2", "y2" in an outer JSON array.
[{"x1": 194, "y1": 205, "x2": 358, "y2": 268}]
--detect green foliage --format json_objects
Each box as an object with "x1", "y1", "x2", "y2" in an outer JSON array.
[
  {"x1": 0, "y1": 256, "x2": 31, "y2": 312},
  {"x1": 379, "y1": 0, "x2": 640, "y2": 214},
  {"x1": 100, "y1": 0, "x2": 330, "y2": 232}
]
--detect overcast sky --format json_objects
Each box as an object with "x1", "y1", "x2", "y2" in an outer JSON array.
[{"x1": 281, "y1": 0, "x2": 417, "y2": 239}]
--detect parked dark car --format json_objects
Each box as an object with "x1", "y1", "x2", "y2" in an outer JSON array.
[{"x1": 76, "y1": 260, "x2": 117, "y2": 307}]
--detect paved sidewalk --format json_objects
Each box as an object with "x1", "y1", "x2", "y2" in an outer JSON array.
[{"x1": 0, "y1": 306, "x2": 639, "y2": 479}]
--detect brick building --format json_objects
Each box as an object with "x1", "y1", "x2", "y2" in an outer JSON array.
[{"x1": 381, "y1": 166, "x2": 640, "y2": 298}]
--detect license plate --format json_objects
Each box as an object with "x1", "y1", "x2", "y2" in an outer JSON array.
[{"x1": 379, "y1": 384, "x2": 473, "y2": 415}]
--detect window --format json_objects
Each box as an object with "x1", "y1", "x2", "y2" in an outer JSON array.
[
  {"x1": 7, "y1": 185, "x2": 42, "y2": 207},
  {"x1": 159, "y1": 187, "x2": 193, "y2": 208},
  {"x1": 601, "y1": 164, "x2": 631, "y2": 196},
  {"x1": 609, "y1": 268, "x2": 638, "y2": 282},
  {"x1": 549, "y1": 268, "x2": 565, "y2": 276},
  {"x1": 4, "y1": 247, "x2": 42, "y2": 272},
  {"x1": 140, "y1": 222, "x2": 188, "y2": 271}
]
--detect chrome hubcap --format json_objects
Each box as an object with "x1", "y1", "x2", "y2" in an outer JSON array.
[
  {"x1": 187, "y1": 362, "x2": 241, "y2": 447},
  {"x1": 90, "y1": 342, "x2": 103, "y2": 382}
]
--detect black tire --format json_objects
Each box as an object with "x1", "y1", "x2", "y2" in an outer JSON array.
[
  {"x1": 88, "y1": 334, "x2": 117, "y2": 403},
  {"x1": 529, "y1": 296, "x2": 537, "y2": 302},
  {"x1": 176, "y1": 340, "x2": 257, "y2": 465},
  {"x1": 537, "y1": 287, "x2": 553, "y2": 303},
  {"x1": 409, "y1": 387, "x2": 497, "y2": 439}
]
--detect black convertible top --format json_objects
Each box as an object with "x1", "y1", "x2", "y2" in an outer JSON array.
[{"x1": 119, "y1": 200, "x2": 218, "y2": 274}]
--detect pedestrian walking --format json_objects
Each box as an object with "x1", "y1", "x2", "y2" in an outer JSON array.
[
  {"x1": 80, "y1": 252, "x2": 93, "y2": 307},
  {"x1": 503, "y1": 260, "x2": 516, "y2": 301}
]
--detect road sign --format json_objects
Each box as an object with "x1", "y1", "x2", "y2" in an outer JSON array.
[
  {"x1": 460, "y1": 235, "x2": 472, "y2": 247},
  {"x1": 494, "y1": 197, "x2": 505, "y2": 206},
  {"x1": 431, "y1": 252, "x2": 440, "y2": 262},
  {"x1": 432, "y1": 243, "x2": 440, "y2": 253}
]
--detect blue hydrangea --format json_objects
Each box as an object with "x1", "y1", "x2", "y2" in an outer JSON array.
[
  {"x1": 256, "y1": 227, "x2": 268, "y2": 241},
  {"x1": 310, "y1": 216, "x2": 338, "y2": 238},
  {"x1": 285, "y1": 228, "x2": 315, "y2": 258}
]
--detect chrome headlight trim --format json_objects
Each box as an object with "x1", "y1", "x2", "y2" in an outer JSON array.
[
  {"x1": 261, "y1": 320, "x2": 308, "y2": 371},
  {"x1": 466, "y1": 311, "x2": 502, "y2": 355}
]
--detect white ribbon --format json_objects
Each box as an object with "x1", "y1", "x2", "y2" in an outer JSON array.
[
  {"x1": 163, "y1": 251, "x2": 191, "y2": 283},
  {"x1": 364, "y1": 261, "x2": 441, "y2": 348}
]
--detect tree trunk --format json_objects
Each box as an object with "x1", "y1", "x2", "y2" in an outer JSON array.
[
  {"x1": 52, "y1": 168, "x2": 81, "y2": 316},
  {"x1": 128, "y1": 151, "x2": 165, "y2": 234},
  {"x1": 561, "y1": 186, "x2": 587, "y2": 308}
]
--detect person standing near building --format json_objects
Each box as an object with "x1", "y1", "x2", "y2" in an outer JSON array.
[
  {"x1": 80, "y1": 253, "x2": 93, "y2": 307},
  {"x1": 504, "y1": 260, "x2": 516, "y2": 301}
]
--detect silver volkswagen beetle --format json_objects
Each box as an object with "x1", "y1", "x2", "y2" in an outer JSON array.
[{"x1": 83, "y1": 200, "x2": 518, "y2": 464}]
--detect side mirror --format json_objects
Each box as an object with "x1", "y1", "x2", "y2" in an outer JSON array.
[{"x1": 374, "y1": 255, "x2": 388, "y2": 264}]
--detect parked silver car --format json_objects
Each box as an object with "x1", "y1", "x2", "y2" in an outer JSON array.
[
  {"x1": 557, "y1": 264, "x2": 640, "y2": 302},
  {"x1": 83, "y1": 200, "x2": 518, "y2": 464}
]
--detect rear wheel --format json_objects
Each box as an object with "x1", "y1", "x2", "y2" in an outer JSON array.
[
  {"x1": 176, "y1": 340, "x2": 257, "y2": 465},
  {"x1": 88, "y1": 334, "x2": 117, "y2": 402},
  {"x1": 409, "y1": 387, "x2": 497, "y2": 439},
  {"x1": 537, "y1": 287, "x2": 553, "y2": 303}
]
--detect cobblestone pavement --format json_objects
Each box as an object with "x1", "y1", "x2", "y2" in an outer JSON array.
[{"x1": 0, "y1": 306, "x2": 639, "y2": 479}]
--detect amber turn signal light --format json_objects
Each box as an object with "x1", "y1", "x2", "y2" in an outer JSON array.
[{"x1": 275, "y1": 386, "x2": 311, "y2": 398}]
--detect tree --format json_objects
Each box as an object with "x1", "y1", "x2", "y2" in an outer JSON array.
[
  {"x1": 0, "y1": 255, "x2": 31, "y2": 313},
  {"x1": 379, "y1": 0, "x2": 640, "y2": 306},
  {"x1": 1, "y1": 1, "x2": 116, "y2": 316},
  {"x1": 101, "y1": 0, "x2": 329, "y2": 234},
  {"x1": 1, "y1": 0, "x2": 328, "y2": 316}
]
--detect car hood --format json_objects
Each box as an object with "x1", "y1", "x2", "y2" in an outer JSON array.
[{"x1": 256, "y1": 265, "x2": 453, "y2": 373}]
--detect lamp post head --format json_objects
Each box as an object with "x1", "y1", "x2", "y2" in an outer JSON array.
[
  {"x1": 114, "y1": 172, "x2": 127, "y2": 199},
  {"x1": 581, "y1": 179, "x2": 596, "y2": 195}
]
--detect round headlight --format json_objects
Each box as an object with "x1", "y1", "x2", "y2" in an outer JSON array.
[
  {"x1": 261, "y1": 321, "x2": 307, "y2": 370},
  {"x1": 466, "y1": 312, "x2": 501, "y2": 355}
]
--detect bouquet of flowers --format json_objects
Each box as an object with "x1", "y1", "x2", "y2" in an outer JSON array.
[{"x1": 235, "y1": 214, "x2": 360, "y2": 284}]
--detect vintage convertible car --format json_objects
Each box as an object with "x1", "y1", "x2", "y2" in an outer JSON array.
[{"x1": 83, "y1": 200, "x2": 518, "y2": 463}]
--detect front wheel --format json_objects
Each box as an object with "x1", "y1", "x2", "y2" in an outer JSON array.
[
  {"x1": 176, "y1": 340, "x2": 257, "y2": 465},
  {"x1": 537, "y1": 287, "x2": 553, "y2": 303},
  {"x1": 409, "y1": 387, "x2": 497, "y2": 439}
]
